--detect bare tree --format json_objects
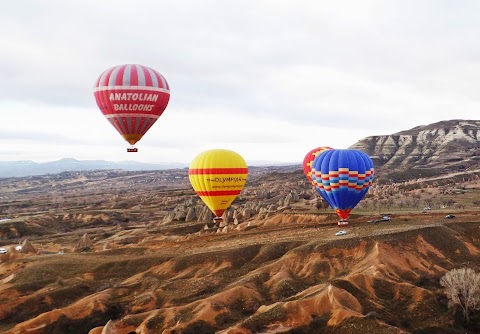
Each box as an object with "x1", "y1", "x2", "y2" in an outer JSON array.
[{"x1": 440, "y1": 268, "x2": 480, "y2": 323}]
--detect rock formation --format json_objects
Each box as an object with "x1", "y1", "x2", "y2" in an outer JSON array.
[
  {"x1": 74, "y1": 233, "x2": 94, "y2": 252},
  {"x1": 102, "y1": 241, "x2": 112, "y2": 251},
  {"x1": 350, "y1": 120, "x2": 480, "y2": 180},
  {"x1": 19, "y1": 239, "x2": 37, "y2": 254}
]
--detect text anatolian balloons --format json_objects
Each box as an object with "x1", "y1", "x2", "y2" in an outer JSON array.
[{"x1": 93, "y1": 64, "x2": 170, "y2": 151}]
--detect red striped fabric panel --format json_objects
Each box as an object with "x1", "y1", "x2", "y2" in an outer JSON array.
[
  {"x1": 143, "y1": 66, "x2": 153, "y2": 86},
  {"x1": 189, "y1": 168, "x2": 248, "y2": 175},
  {"x1": 114, "y1": 66, "x2": 125, "y2": 86},
  {"x1": 196, "y1": 190, "x2": 242, "y2": 196}
]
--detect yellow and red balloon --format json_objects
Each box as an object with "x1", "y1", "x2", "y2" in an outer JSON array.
[{"x1": 189, "y1": 149, "x2": 248, "y2": 218}]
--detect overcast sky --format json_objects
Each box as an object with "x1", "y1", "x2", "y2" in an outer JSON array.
[{"x1": 1, "y1": 1, "x2": 479, "y2": 165}]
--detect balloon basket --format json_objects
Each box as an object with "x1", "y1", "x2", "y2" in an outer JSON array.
[
  {"x1": 213, "y1": 217, "x2": 223, "y2": 227},
  {"x1": 127, "y1": 147, "x2": 138, "y2": 153},
  {"x1": 338, "y1": 220, "x2": 349, "y2": 226}
]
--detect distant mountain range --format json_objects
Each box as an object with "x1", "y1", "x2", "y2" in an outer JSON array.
[
  {"x1": 0, "y1": 158, "x2": 188, "y2": 178},
  {"x1": 1, "y1": 120, "x2": 478, "y2": 179},
  {"x1": 0, "y1": 158, "x2": 298, "y2": 178}
]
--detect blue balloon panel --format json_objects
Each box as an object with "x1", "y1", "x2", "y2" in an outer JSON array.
[{"x1": 311, "y1": 149, "x2": 374, "y2": 220}]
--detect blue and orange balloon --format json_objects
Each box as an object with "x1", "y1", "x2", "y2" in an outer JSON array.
[{"x1": 311, "y1": 149, "x2": 374, "y2": 220}]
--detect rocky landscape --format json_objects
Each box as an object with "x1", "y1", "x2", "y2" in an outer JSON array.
[
  {"x1": 0, "y1": 120, "x2": 479, "y2": 334},
  {"x1": 351, "y1": 119, "x2": 480, "y2": 183}
]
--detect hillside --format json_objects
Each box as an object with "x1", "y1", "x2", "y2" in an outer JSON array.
[
  {"x1": 0, "y1": 162, "x2": 479, "y2": 333},
  {"x1": 1, "y1": 215, "x2": 479, "y2": 334},
  {"x1": 350, "y1": 119, "x2": 480, "y2": 183}
]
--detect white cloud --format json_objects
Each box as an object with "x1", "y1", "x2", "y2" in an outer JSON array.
[{"x1": 0, "y1": 0, "x2": 479, "y2": 164}]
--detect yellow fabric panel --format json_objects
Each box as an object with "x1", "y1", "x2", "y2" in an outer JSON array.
[{"x1": 189, "y1": 149, "x2": 248, "y2": 217}]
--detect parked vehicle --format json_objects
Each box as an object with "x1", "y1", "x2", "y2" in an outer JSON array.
[
  {"x1": 445, "y1": 214, "x2": 455, "y2": 219},
  {"x1": 335, "y1": 230, "x2": 347, "y2": 236},
  {"x1": 380, "y1": 216, "x2": 391, "y2": 221},
  {"x1": 0, "y1": 248, "x2": 7, "y2": 254}
]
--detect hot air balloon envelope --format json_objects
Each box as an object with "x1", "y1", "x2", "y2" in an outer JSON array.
[
  {"x1": 93, "y1": 64, "x2": 170, "y2": 147},
  {"x1": 311, "y1": 149, "x2": 374, "y2": 221},
  {"x1": 189, "y1": 149, "x2": 248, "y2": 218},
  {"x1": 303, "y1": 147, "x2": 333, "y2": 184}
]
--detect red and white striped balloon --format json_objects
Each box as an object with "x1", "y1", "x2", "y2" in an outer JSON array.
[{"x1": 94, "y1": 64, "x2": 170, "y2": 146}]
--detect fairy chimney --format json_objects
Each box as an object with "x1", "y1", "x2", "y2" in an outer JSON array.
[
  {"x1": 20, "y1": 239, "x2": 37, "y2": 254},
  {"x1": 74, "y1": 233, "x2": 94, "y2": 252}
]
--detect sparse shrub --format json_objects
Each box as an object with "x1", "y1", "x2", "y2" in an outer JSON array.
[
  {"x1": 19, "y1": 201, "x2": 33, "y2": 208},
  {"x1": 214, "y1": 311, "x2": 233, "y2": 326},
  {"x1": 182, "y1": 320, "x2": 215, "y2": 334},
  {"x1": 240, "y1": 304, "x2": 288, "y2": 332},
  {"x1": 416, "y1": 274, "x2": 435, "y2": 288},
  {"x1": 92, "y1": 217, "x2": 105, "y2": 224},
  {"x1": 282, "y1": 314, "x2": 329, "y2": 334},
  {"x1": 272, "y1": 278, "x2": 302, "y2": 300},
  {"x1": 210, "y1": 301, "x2": 224, "y2": 312},
  {"x1": 173, "y1": 309, "x2": 194, "y2": 325},
  {"x1": 365, "y1": 311, "x2": 381, "y2": 319},
  {"x1": 145, "y1": 315, "x2": 165, "y2": 331},
  {"x1": 440, "y1": 267, "x2": 480, "y2": 323}
]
